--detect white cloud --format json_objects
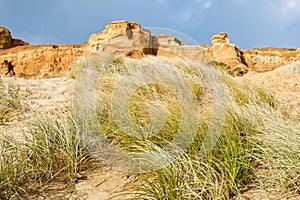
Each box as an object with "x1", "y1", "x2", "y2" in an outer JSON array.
[
  {"x1": 280, "y1": 0, "x2": 300, "y2": 12},
  {"x1": 276, "y1": 0, "x2": 300, "y2": 27},
  {"x1": 195, "y1": 0, "x2": 213, "y2": 9},
  {"x1": 177, "y1": 0, "x2": 213, "y2": 21}
]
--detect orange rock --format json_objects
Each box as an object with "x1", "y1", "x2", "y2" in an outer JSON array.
[
  {"x1": 11, "y1": 38, "x2": 29, "y2": 48},
  {"x1": 0, "y1": 27, "x2": 12, "y2": 49},
  {"x1": 0, "y1": 26, "x2": 28, "y2": 50},
  {"x1": 94, "y1": 27, "x2": 153, "y2": 57},
  {"x1": 208, "y1": 32, "x2": 248, "y2": 75},
  {"x1": 0, "y1": 44, "x2": 88, "y2": 78},
  {"x1": 210, "y1": 32, "x2": 230, "y2": 45},
  {"x1": 1, "y1": 21, "x2": 300, "y2": 78}
]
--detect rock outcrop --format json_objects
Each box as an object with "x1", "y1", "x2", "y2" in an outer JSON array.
[
  {"x1": 207, "y1": 32, "x2": 248, "y2": 75},
  {"x1": 0, "y1": 27, "x2": 12, "y2": 50},
  {"x1": 90, "y1": 21, "x2": 208, "y2": 63},
  {"x1": 0, "y1": 27, "x2": 29, "y2": 50},
  {"x1": 95, "y1": 27, "x2": 153, "y2": 57},
  {"x1": 88, "y1": 20, "x2": 141, "y2": 51},
  {"x1": 206, "y1": 32, "x2": 300, "y2": 74},
  {"x1": 154, "y1": 35, "x2": 181, "y2": 47}
]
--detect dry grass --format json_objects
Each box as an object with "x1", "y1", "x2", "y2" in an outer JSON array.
[
  {"x1": 0, "y1": 115, "x2": 92, "y2": 199},
  {"x1": 1, "y1": 54, "x2": 300, "y2": 199},
  {"x1": 0, "y1": 79, "x2": 22, "y2": 125},
  {"x1": 74, "y1": 54, "x2": 300, "y2": 199}
]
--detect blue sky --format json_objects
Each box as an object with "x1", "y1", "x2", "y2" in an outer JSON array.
[{"x1": 0, "y1": 0, "x2": 299, "y2": 49}]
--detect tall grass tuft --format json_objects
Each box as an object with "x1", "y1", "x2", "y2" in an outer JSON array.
[
  {"x1": 133, "y1": 105, "x2": 260, "y2": 199},
  {"x1": 0, "y1": 134, "x2": 30, "y2": 199},
  {"x1": 24, "y1": 115, "x2": 91, "y2": 181},
  {"x1": 0, "y1": 115, "x2": 91, "y2": 199},
  {"x1": 0, "y1": 79, "x2": 22, "y2": 124}
]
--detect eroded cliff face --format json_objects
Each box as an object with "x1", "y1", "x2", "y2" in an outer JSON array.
[
  {"x1": 0, "y1": 20, "x2": 299, "y2": 78},
  {"x1": 91, "y1": 23, "x2": 153, "y2": 57},
  {"x1": 154, "y1": 35, "x2": 209, "y2": 64},
  {"x1": 242, "y1": 48, "x2": 300, "y2": 72},
  {"x1": 0, "y1": 44, "x2": 88, "y2": 78},
  {"x1": 206, "y1": 32, "x2": 300, "y2": 73}
]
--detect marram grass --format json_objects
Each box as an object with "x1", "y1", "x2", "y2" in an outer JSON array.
[{"x1": 1, "y1": 55, "x2": 300, "y2": 199}]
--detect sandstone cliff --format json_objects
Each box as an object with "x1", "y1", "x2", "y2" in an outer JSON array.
[
  {"x1": 0, "y1": 44, "x2": 88, "y2": 78},
  {"x1": 242, "y1": 48, "x2": 300, "y2": 72},
  {"x1": 0, "y1": 20, "x2": 300, "y2": 78}
]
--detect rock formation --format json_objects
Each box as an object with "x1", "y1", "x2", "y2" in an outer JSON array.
[
  {"x1": 0, "y1": 27, "x2": 29, "y2": 50},
  {"x1": 88, "y1": 20, "x2": 141, "y2": 52},
  {"x1": 154, "y1": 35, "x2": 181, "y2": 47},
  {"x1": 89, "y1": 21, "x2": 208, "y2": 63},
  {"x1": 1, "y1": 20, "x2": 300, "y2": 78},
  {"x1": 93, "y1": 24, "x2": 153, "y2": 57},
  {"x1": 207, "y1": 32, "x2": 248, "y2": 75}
]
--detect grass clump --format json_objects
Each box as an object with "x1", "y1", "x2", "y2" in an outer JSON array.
[
  {"x1": 25, "y1": 115, "x2": 90, "y2": 180},
  {"x1": 252, "y1": 115, "x2": 300, "y2": 196},
  {"x1": 0, "y1": 79, "x2": 22, "y2": 124},
  {"x1": 133, "y1": 104, "x2": 260, "y2": 199},
  {"x1": 208, "y1": 60, "x2": 246, "y2": 76},
  {"x1": 81, "y1": 54, "x2": 300, "y2": 199},
  {"x1": 0, "y1": 134, "x2": 30, "y2": 199},
  {"x1": 75, "y1": 55, "x2": 268, "y2": 199},
  {"x1": 0, "y1": 115, "x2": 91, "y2": 199}
]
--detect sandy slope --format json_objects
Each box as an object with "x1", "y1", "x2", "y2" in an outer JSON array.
[
  {"x1": 1, "y1": 67, "x2": 300, "y2": 199},
  {"x1": 238, "y1": 71, "x2": 300, "y2": 120},
  {"x1": 236, "y1": 70, "x2": 300, "y2": 200},
  {"x1": 1, "y1": 76, "x2": 141, "y2": 199},
  {"x1": 0, "y1": 77, "x2": 73, "y2": 135}
]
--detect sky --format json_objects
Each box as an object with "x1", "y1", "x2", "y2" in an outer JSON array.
[{"x1": 0, "y1": 0, "x2": 300, "y2": 49}]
